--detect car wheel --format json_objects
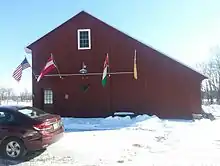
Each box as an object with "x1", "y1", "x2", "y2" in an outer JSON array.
[{"x1": 2, "y1": 137, "x2": 27, "y2": 160}]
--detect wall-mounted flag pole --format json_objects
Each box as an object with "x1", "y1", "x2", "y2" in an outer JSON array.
[
  {"x1": 51, "y1": 53, "x2": 63, "y2": 79},
  {"x1": 12, "y1": 57, "x2": 31, "y2": 82},
  {"x1": 24, "y1": 47, "x2": 32, "y2": 54},
  {"x1": 24, "y1": 46, "x2": 37, "y2": 80},
  {"x1": 107, "y1": 53, "x2": 111, "y2": 78},
  {"x1": 102, "y1": 53, "x2": 109, "y2": 87},
  {"x1": 134, "y1": 49, "x2": 138, "y2": 80},
  {"x1": 37, "y1": 54, "x2": 62, "y2": 82},
  {"x1": 23, "y1": 54, "x2": 37, "y2": 80}
]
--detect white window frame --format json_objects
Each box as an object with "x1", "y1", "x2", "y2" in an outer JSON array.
[
  {"x1": 77, "y1": 29, "x2": 91, "y2": 50},
  {"x1": 44, "y1": 89, "x2": 53, "y2": 105}
]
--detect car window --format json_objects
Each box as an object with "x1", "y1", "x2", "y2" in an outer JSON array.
[
  {"x1": 17, "y1": 107, "x2": 48, "y2": 119},
  {"x1": 0, "y1": 111, "x2": 15, "y2": 124}
]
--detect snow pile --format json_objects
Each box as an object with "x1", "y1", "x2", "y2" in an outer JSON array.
[
  {"x1": 132, "y1": 115, "x2": 162, "y2": 130},
  {"x1": 62, "y1": 114, "x2": 154, "y2": 131},
  {"x1": 48, "y1": 117, "x2": 220, "y2": 166},
  {"x1": 202, "y1": 104, "x2": 220, "y2": 118},
  {"x1": 62, "y1": 118, "x2": 103, "y2": 131},
  {"x1": 100, "y1": 116, "x2": 132, "y2": 128},
  {"x1": 135, "y1": 114, "x2": 151, "y2": 121},
  {"x1": 60, "y1": 104, "x2": 220, "y2": 133},
  {"x1": 63, "y1": 105, "x2": 220, "y2": 132}
]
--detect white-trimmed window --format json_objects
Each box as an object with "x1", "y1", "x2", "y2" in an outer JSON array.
[
  {"x1": 77, "y1": 29, "x2": 91, "y2": 50},
  {"x1": 44, "y1": 89, "x2": 53, "y2": 104}
]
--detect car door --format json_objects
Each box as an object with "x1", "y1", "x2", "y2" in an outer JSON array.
[{"x1": 0, "y1": 110, "x2": 24, "y2": 144}]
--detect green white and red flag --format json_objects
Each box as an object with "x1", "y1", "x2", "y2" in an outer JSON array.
[{"x1": 102, "y1": 54, "x2": 109, "y2": 87}]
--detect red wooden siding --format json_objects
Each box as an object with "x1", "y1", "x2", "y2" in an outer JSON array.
[{"x1": 29, "y1": 11, "x2": 205, "y2": 119}]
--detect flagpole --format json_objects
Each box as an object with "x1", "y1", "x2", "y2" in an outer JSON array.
[
  {"x1": 134, "y1": 49, "x2": 138, "y2": 80},
  {"x1": 107, "y1": 53, "x2": 112, "y2": 115},
  {"x1": 35, "y1": 71, "x2": 134, "y2": 77},
  {"x1": 24, "y1": 54, "x2": 37, "y2": 80},
  {"x1": 51, "y1": 53, "x2": 63, "y2": 79},
  {"x1": 107, "y1": 53, "x2": 110, "y2": 77}
]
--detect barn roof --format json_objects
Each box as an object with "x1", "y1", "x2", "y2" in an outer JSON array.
[{"x1": 27, "y1": 10, "x2": 207, "y2": 79}]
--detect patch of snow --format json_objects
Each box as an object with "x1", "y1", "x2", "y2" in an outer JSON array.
[
  {"x1": 62, "y1": 114, "x2": 156, "y2": 131},
  {"x1": 21, "y1": 117, "x2": 220, "y2": 166},
  {"x1": 1, "y1": 102, "x2": 220, "y2": 165},
  {"x1": 100, "y1": 116, "x2": 132, "y2": 127},
  {"x1": 0, "y1": 100, "x2": 32, "y2": 106},
  {"x1": 202, "y1": 104, "x2": 220, "y2": 118},
  {"x1": 135, "y1": 114, "x2": 151, "y2": 121}
]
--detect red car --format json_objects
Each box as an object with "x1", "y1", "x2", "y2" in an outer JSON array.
[{"x1": 0, "y1": 105, "x2": 64, "y2": 160}]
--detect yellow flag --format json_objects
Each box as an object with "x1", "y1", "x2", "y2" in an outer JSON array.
[{"x1": 134, "y1": 50, "x2": 138, "y2": 79}]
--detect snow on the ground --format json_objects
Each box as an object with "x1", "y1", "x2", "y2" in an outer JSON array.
[
  {"x1": 15, "y1": 117, "x2": 220, "y2": 166},
  {"x1": 62, "y1": 114, "x2": 154, "y2": 131},
  {"x1": 0, "y1": 100, "x2": 32, "y2": 107},
  {"x1": 1, "y1": 101, "x2": 220, "y2": 165},
  {"x1": 202, "y1": 104, "x2": 220, "y2": 117}
]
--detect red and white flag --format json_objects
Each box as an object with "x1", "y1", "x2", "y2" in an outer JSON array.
[{"x1": 37, "y1": 55, "x2": 57, "y2": 82}]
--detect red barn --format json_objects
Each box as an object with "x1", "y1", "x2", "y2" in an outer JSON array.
[{"x1": 27, "y1": 11, "x2": 206, "y2": 119}]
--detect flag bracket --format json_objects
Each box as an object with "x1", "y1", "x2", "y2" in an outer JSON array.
[{"x1": 35, "y1": 71, "x2": 134, "y2": 77}]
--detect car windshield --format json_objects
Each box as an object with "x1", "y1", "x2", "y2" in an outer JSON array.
[{"x1": 17, "y1": 107, "x2": 48, "y2": 119}]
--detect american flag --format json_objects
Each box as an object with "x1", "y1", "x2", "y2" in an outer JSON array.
[{"x1": 12, "y1": 57, "x2": 31, "y2": 82}]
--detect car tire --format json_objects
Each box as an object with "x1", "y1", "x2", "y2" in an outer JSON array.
[{"x1": 2, "y1": 137, "x2": 27, "y2": 160}]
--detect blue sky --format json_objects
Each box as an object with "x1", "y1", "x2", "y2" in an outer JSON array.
[{"x1": 1, "y1": 0, "x2": 220, "y2": 94}]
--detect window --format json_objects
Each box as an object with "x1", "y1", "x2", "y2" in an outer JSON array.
[
  {"x1": 44, "y1": 89, "x2": 53, "y2": 104},
  {"x1": 17, "y1": 107, "x2": 48, "y2": 119},
  {"x1": 77, "y1": 29, "x2": 91, "y2": 50},
  {"x1": 0, "y1": 111, "x2": 15, "y2": 124}
]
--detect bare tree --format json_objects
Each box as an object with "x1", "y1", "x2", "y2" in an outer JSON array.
[
  {"x1": 197, "y1": 47, "x2": 220, "y2": 104},
  {"x1": 20, "y1": 89, "x2": 32, "y2": 102},
  {"x1": 196, "y1": 63, "x2": 212, "y2": 103},
  {"x1": 0, "y1": 88, "x2": 7, "y2": 105},
  {"x1": 209, "y1": 52, "x2": 220, "y2": 103},
  {"x1": 0, "y1": 87, "x2": 33, "y2": 105},
  {"x1": 5, "y1": 88, "x2": 14, "y2": 104}
]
